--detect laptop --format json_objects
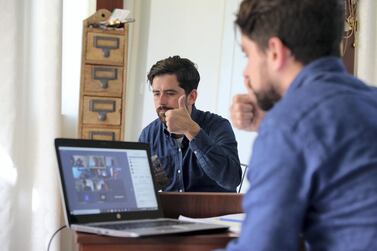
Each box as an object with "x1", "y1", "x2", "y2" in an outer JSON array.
[{"x1": 54, "y1": 138, "x2": 229, "y2": 237}]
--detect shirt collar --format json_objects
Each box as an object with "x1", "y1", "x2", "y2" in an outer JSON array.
[
  {"x1": 285, "y1": 56, "x2": 347, "y2": 97},
  {"x1": 191, "y1": 105, "x2": 199, "y2": 122}
]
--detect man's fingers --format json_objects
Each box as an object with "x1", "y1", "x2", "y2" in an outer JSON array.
[
  {"x1": 232, "y1": 111, "x2": 254, "y2": 121},
  {"x1": 232, "y1": 102, "x2": 255, "y2": 112},
  {"x1": 232, "y1": 93, "x2": 252, "y2": 104},
  {"x1": 233, "y1": 92, "x2": 259, "y2": 106},
  {"x1": 231, "y1": 109, "x2": 254, "y2": 127}
]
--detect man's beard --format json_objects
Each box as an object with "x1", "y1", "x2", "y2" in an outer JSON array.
[
  {"x1": 253, "y1": 86, "x2": 281, "y2": 111},
  {"x1": 156, "y1": 105, "x2": 173, "y2": 124}
]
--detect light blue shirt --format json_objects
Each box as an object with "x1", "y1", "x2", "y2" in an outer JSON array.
[{"x1": 225, "y1": 57, "x2": 377, "y2": 251}]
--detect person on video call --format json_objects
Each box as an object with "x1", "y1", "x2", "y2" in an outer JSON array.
[
  {"x1": 222, "y1": 0, "x2": 377, "y2": 250},
  {"x1": 139, "y1": 55, "x2": 241, "y2": 192}
]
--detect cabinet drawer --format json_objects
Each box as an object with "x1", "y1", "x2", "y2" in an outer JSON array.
[
  {"x1": 82, "y1": 96, "x2": 122, "y2": 125},
  {"x1": 86, "y1": 32, "x2": 125, "y2": 65},
  {"x1": 81, "y1": 127, "x2": 121, "y2": 141},
  {"x1": 84, "y1": 65, "x2": 123, "y2": 97}
]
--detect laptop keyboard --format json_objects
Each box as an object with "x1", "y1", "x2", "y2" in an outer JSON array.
[{"x1": 99, "y1": 220, "x2": 194, "y2": 230}]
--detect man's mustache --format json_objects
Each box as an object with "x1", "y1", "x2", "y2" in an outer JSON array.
[{"x1": 157, "y1": 106, "x2": 173, "y2": 113}]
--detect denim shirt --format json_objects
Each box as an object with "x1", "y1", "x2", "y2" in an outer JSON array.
[
  {"x1": 139, "y1": 106, "x2": 241, "y2": 192},
  {"x1": 225, "y1": 57, "x2": 377, "y2": 251}
]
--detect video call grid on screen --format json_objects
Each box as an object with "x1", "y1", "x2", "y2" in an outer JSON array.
[{"x1": 58, "y1": 147, "x2": 158, "y2": 215}]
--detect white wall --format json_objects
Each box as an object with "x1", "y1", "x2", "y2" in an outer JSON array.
[
  {"x1": 125, "y1": 0, "x2": 227, "y2": 137},
  {"x1": 61, "y1": 0, "x2": 96, "y2": 138}
]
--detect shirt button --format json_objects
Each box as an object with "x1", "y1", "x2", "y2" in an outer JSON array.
[
  {"x1": 179, "y1": 189, "x2": 183, "y2": 192},
  {"x1": 178, "y1": 148, "x2": 182, "y2": 152},
  {"x1": 194, "y1": 151, "x2": 197, "y2": 154},
  {"x1": 177, "y1": 169, "x2": 181, "y2": 174}
]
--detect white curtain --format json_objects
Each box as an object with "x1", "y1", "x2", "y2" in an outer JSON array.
[
  {"x1": 356, "y1": 0, "x2": 377, "y2": 86},
  {"x1": 0, "y1": 0, "x2": 63, "y2": 250}
]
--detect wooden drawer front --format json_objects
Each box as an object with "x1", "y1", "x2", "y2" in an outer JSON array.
[
  {"x1": 84, "y1": 65, "x2": 123, "y2": 97},
  {"x1": 86, "y1": 32, "x2": 124, "y2": 65},
  {"x1": 83, "y1": 97, "x2": 122, "y2": 125},
  {"x1": 81, "y1": 127, "x2": 121, "y2": 141}
]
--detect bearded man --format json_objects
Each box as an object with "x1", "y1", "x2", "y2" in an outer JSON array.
[{"x1": 139, "y1": 56, "x2": 241, "y2": 192}]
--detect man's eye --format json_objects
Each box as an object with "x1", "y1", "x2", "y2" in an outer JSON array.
[
  {"x1": 166, "y1": 92, "x2": 176, "y2": 96},
  {"x1": 153, "y1": 92, "x2": 160, "y2": 97}
]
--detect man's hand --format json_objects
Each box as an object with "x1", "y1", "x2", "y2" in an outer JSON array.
[
  {"x1": 230, "y1": 93, "x2": 264, "y2": 132},
  {"x1": 151, "y1": 155, "x2": 170, "y2": 191},
  {"x1": 165, "y1": 95, "x2": 200, "y2": 140}
]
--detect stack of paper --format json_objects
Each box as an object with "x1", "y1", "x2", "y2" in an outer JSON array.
[{"x1": 178, "y1": 213, "x2": 245, "y2": 233}]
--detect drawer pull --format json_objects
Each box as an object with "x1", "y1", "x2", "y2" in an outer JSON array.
[
  {"x1": 89, "y1": 99, "x2": 116, "y2": 121},
  {"x1": 92, "y1": 67, "x2": 118, "y2": 89},
  {"x1": 93, "y1": 36, "x2": 120, "y2": 57},
  {"x1": 88, "y1": 131, "x2": 116, "y2": 141}
]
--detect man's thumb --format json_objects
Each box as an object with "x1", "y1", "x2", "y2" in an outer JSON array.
[{"x1": 178, "y1": 95, "x2": 187, "y2": 110}]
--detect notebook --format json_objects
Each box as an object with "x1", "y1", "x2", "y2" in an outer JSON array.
[{"x1": 54, "y1": 138, "x2": 229, "y2": 237}]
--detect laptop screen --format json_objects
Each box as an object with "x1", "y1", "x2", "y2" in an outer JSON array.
[{"x1": 57, "y1": 145, "x2": 158, "y2": 216}]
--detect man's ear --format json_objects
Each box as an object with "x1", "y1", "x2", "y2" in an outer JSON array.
[
  {"x1": 267, "y1": 37, "x2": 291, "y2": 71},
  {"x1": 187, "y1": 89, "x2": 198, "y2": 105}
]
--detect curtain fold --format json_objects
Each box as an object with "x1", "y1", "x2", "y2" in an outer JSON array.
[{"x1": 0, "y1": 0, "x2": 63, "y2": 250}]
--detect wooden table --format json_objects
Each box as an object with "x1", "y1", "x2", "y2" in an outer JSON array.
[
  {"x1": 75, "y1": 192, "x2": 243, "y2": 251},
  {"x1": 76, "y1": 231, "x2": 238, "y2": 251}
]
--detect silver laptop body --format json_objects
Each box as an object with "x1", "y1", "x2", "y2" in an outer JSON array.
[{"x1": 54, "y1": 138, "x2": 228, "y2": 237}]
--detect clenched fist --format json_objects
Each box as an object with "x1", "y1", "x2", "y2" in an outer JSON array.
[{"x1": 230, "y1": 93, "x2": 264, "y2": 132}]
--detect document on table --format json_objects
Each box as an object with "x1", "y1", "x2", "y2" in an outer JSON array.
[{"x1": 178, "y1": 213, "x2": 245, "y2": 233}]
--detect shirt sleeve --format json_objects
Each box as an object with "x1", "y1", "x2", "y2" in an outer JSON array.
[
  {"x1": 138, "y1": 128, "x2": 146, "y2": 143},
  {"x1": 226, "y1": 127, "x2": 309, "y2": 251},
  {"x1": 189, "y1": 119, "x2": 241, "y2": 191}
]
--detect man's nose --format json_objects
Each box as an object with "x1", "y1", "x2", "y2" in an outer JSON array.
[
  {"x1": 243, "y1": 74, "x2": 252, "y2": 91},
  {"x1": 158, "y1": 93, "x2": 168, "y2": 105}
]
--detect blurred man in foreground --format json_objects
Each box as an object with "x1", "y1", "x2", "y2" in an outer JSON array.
[{"x1": 225, "y1": 0, "x2": 377, "y2": 250}]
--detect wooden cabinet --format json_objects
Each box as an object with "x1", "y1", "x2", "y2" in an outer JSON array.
[{"x1": 78, "y1": 9, "x2": 128, "y2": 141}]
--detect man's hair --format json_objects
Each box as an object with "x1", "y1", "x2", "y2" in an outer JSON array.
[
  {"x1": 235, "y1": 0, "x2": 345, "y2": 64},
  {"x1": 147, "y1": 56, "x2": 200, "y2": 94}
]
